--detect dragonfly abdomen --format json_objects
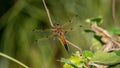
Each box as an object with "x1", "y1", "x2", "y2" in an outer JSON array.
[{"x1": 59, "y1": 34, "x2": 68, "y2": 52}]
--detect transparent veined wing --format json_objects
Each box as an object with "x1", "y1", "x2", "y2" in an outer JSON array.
[
  {"x1": 32, "y1": 17, "x2": 88, "y2": 53},
  {"x1": 61, "y1": 18, "x2": 89, "y2": 51},
  {"x1": 32, "y1": 29, "x2": 53, "y2": 42}
]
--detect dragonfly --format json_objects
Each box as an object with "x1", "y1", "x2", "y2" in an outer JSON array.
[
  {"x1": 32, "y1": 0, "x2": 82, "y2": 52},
  {"x1": 52, "y1": 24, "x2": 68, "y2": 51},
  {"x1": 33, "y1": 18, "x2": 79, "y2": 52}
]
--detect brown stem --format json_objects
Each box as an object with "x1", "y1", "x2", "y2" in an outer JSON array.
[
  {"x1": 112, "y1": 0, "x2": 118, "y2": 26},
  {"x1": 42, "y1": 0, "x2": 54, "y2": 27},
  {"x1": 66, "y1": 39, "x2": 82, "y2": 55}
]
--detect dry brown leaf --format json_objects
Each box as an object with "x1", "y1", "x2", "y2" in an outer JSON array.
[{"x1": 91, "y1": 23, "x2": 120, "y2": 52}]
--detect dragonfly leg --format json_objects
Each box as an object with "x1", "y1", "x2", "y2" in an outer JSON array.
[
  {"x1": 64, "y1": 27, "x2": 74, "y2": 33},
  {"x1": 62, "y1": 15, "x2": 78, "y2": 27}
]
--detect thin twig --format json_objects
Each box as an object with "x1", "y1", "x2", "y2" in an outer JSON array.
[
  {"x1": 112, "y1": 0, "x2": 118, "y2": 26},
  {"x1": 66, "y1": 39, "x2": 82, "y2": 55},
  {"x1": 42, "y1": 0, "x2": 54, "y2": 27},
  {"x1": 0, "y1": 52, "x2": 29, "y2": 68}
]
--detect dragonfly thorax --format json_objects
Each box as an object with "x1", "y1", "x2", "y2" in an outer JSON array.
[{"x1": 53, "y1": 24, "x2": 66, "y2": 37}]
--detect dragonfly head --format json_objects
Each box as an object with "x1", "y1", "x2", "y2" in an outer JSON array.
[
  {"x1": 54, "y1": 23, "x2": 60, "y2": 26},
  {"x1": 53, "y1": 23, "x2": 62, "y2": 29}
]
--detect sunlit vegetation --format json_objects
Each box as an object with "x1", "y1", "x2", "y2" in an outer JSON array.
[{"x1": 0, "y1": 0, "x2": 120, "y2": 68}]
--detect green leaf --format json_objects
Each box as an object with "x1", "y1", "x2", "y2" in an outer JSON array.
[
  {"x1": 115, "y1": 50, "x2": 120, "y2": 56},
  {"x1": 91, "y1": 38, "x2": 102, "y2": 52},
  {"x1": 61, "y1": 51, "x2": 90, "y2": 68},
  {"x1": 109, "y1": 28, "x2": 120, "y2": 34},
  {"x1": 90, "y1": 17, "x2": 102, "y2": 24},
  {"x1": 84, "y1": 29, "x2": 94, "y2": 33},
  {"x1": 63, "y1": 63, "x2": 74, "y2": 68},
  {"x1": 94, "y1": 35, "x2": 104, "y2": 45},
  {"x1": 86, "y1": 16, "x2": 103, "y2": 24},
  {"x1": 92, "y1": 51, "x2": 120, "y2": 65},
  {"x1": 60, "y1": 58, "x2": 78, "y2": 68},
  {"x1": 60, "y1": 58, "x2": 72, "y2": 64},
  {"x1": 83, "y1": 51, "x2": 93, "y2": 59}
]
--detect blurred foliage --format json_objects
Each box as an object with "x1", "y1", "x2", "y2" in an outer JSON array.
[
  {"x1": 61, "y1": 51, "x2": 93, "y2": 68},
  {"x1": 92, "y1": 51, "x2": 120, "y2": 65},
  {"x1": 86, "y1": 16, "x2": 103, "y2": 24},
  {"x1": 0, "y1": 0, "x2": 120, "y2": 68}
]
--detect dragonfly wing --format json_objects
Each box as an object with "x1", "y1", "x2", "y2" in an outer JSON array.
[
  {"x1": 62, "y1": 15, "x2": 78, "y2": 28},
  {"x1": 31, "y1": 29, "x2": 54, "y2": 41}
]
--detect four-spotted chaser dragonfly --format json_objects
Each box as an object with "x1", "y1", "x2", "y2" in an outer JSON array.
[{"x1": 32, "y1": 0, "x2": 83, "y2": 52}]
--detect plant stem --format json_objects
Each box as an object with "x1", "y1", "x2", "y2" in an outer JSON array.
[
  {"x1": 112, "y1": 0, "x2": 118, "y2": 26},
  {"x1": 66, "y1": 40, "x2": 82, "y2": 55},
  {"x1": 0, "y1": 52, "x2": 29, "y2": 68},
  {"x1": 42, "y1": 0, "x2": 54, "y2": 27}
]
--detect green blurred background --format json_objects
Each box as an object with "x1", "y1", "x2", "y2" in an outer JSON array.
[{"x1": 0, "y1": 0, "x2": 120, "y2": 68}]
